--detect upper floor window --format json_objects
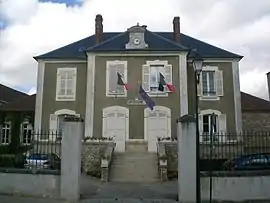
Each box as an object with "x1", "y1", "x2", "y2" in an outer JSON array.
[
  {"x1": 143, "y1": 60, "x2": 172, "y2": 96},
  {"x1": 56, "y1": 67, "x2": 77, "y2": 101},
  {"x1": 1, "y1": 122, "x2": 11, "y2": 145},
  {"x1": 199, "y1": 66, "x2": 223, "y2": 100},
  {"x1": 106, "y1": 61, "x2": 127, "y2": 97}
]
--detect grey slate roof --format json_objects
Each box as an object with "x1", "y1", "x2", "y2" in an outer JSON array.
[
  {"x1": 34, "y1": 32, "x2": 243, "y2": 60},
  {"x1": 0, "y1": 84, "x2": 28, "y2": 104}
]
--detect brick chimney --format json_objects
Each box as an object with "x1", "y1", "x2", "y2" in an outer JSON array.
[
  {"x1": 173, "y1": 16, "x2": 180, "y2": 43},
  {"x1": 95, "y1": 14, "x2": 103, "y2": 44},
  {"x1": 267, "y1": 72, "x2": 270, "y2": 100}
]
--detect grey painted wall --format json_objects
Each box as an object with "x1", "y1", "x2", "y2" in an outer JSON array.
[
  {"x1": 201, "y1": 176, "x2": 270, "y2": 202},
  {"x1": 0, "y1": 173, "x2": 60, "y2": 198}
]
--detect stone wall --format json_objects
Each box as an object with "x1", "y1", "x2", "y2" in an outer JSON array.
[
  {"x1": 201, "y1": 174, "x2": 270, "y2": 202},
  {"x1": 164, "y1": 143, "x2": 178, "y2": 179},
  {"x1": 81, "y1": 142, "x2": 114, "y2": 178},
  {"x1": 0, "y1": 171, "x2": 60, "y2": 198},
  {"x1": 242, "y1": 112, "x2": 270, "y2": 131}
]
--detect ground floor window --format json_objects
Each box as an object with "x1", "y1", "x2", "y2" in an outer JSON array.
[
  {"x1": 199, "y1": 109, "x2": 227, "y2": 143},
  {"x1": 1, "y1": 122, "x2": 11, "y2": 144},
  {"x1": 21, "y1": 123, "x2": 33, "y2": 144},
  {"x1": 202, "y1": 114, "x2": 218, "y2": 142}
]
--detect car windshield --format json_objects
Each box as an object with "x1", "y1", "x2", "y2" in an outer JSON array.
[{"x1": 27, "y1": 154, "x2": 48, "y2": 160}]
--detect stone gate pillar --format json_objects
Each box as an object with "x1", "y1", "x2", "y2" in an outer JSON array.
[
  {"x1": 60, "y1": 117, "x2": 83, "y2": 201},
  {"x1": 177, "y1": 114, "x2": 197, "y2": 203}
]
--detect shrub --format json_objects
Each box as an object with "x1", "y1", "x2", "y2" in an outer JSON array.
[{"x1": 0, "y1": 154, "x2": 26, "y2": 168}]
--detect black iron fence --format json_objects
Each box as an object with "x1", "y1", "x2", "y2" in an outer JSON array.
[
  {"x1": 200, "y1": 132, "x2": 270, "y2": 171},
  {"x1": 0, "y1": 130, "x2": 61, "y2": 170}
]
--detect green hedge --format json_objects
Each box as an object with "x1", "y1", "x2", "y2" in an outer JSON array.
[
  {"x1": 0, "y1": 145, "x2": 32, "y2": 154},
  {"x1": 0, "y1": 154, "x2": 26, "y2": 168}
]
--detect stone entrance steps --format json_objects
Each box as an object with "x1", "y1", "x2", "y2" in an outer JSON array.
[{"x1": 110, "y1": 152, "x2": 159, "y2": 183}]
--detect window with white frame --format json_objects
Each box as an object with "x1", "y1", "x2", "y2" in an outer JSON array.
[
  {"x1": 202, "y1": 71, "x2": 215, "y2": 96},
  {"x1": 106, "y1": 61, "x2": 127, "y2": 97},
  {"x1": 1, "y1": 122, "x2": 11, "y2": 145},
  {"x1": 56, "y1": 67, "x2": 77, "y2": 101},
  {"x1": 199, "y1": 109, "x2": 227, "y2": 143},
  {"x1": 21, "y1": 123, "x2": 33, "y2": 144},
  {"x1": 199, "y1": 66, "x2": 223, "y2": 99},
  {"x1": 49, "y1": 109, "x2": 80, "y2": 140},
  {"x1": 142, "y1": 60, "x2": 172, "y2": 95},
  {"x1": 202, "y1": 114, "x2": 218, "y2": 142}
]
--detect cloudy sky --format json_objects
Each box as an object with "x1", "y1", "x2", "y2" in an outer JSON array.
[{"x1": 0, "y1": 0, "x2": 269, "y2": 99}]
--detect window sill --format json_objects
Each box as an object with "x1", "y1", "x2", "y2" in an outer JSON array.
[
  {"x1": 106, "y1": 93, "x2": 127, "y2": 97},
  {"x1": 21, "y1": 143, "x2": 31, "y2": 146},
  {"x1": 0, "y1": 143, "x2": 9, "y2": 146},
  {"x1": 56, "y1": 97, "x2": 76, "y2": 101},
  {"x1": 199, "y1": 96, "x2": 220, "y2": 101},
  {"x1": 148, "y1": 92, "x2": 169, "y2": 97}
]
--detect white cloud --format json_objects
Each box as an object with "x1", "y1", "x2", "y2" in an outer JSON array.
[
  {"x1": 0, "y1": 0, "x2": 269, "y2": 100},
  {"x1": 28, "y1": 86, "x2": 36, "y2": 95}
]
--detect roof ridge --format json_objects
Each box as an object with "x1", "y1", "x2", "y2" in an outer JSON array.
[
  {"x1": 241, "y1": 91, "x2": 270, "y2": 103},
  {"x1": 86, "y1": 32, "x2": 127, "y2": 51},
  {"x1": 0, "y1": 84, "x2": 27, "y2": 95},
  {"x1": 179, "y1": 32, "x2": 243, "y2": 59},
  {"x1": 147, "y1": 30, "x2": 189, "y2": 50}
]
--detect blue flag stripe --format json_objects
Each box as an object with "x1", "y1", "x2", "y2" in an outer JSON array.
[{"x1": 139, "y1": 86, "x2": 155, "y2": 110}]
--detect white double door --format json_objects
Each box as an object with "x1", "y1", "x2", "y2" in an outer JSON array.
[
  {"x1": 102, "y1": 106, "x2": 129, "y2": 152},
  {"x1": 145, "y1": 107, "x2": 171, "y2": 152},
  {"x1": 102, "y1": 106, "x2": 171, "y2": 152}
]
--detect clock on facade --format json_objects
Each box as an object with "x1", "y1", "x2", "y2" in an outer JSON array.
[{"x1": 133, "y1": 38, "x2": 141, "y2": 45}]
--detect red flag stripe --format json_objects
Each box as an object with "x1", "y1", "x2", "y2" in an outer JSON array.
[
  {"x1": 124, "y1": 84, "x2": 129, "y2": 90},
  {"x1": 166, "y1": 84, "x2": 175, "y2": 92}
]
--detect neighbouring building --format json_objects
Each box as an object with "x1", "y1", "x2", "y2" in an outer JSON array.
[
  {"x1": 241, "y1": 71, "x2": 270, "y2": 131},
  {"x1": 33, "y1": 15, "x2": 243, "y2": 152},
  {"x1": 0, "y1": 84, "x2": 27, "y2": 106},
  {"x1": 0, "y1": 84, "x2": 30, "y2": 146},
  {"x1": 0, "y1": 94, "x2": 35, "y2": 146}
]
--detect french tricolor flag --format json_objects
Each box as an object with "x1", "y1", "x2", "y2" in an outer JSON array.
[{"x1": 117, "y1": 72, "x2": 129, "y2": 90}]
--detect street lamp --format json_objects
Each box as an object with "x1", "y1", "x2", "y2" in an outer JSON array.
[{"x1": 193, "y1": 54, "x2": 203, "y2": 203}]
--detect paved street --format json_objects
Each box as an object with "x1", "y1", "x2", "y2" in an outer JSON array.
[
  {"x1": 1, "y1": 195, "x2": 270, "y2": 203},
  {"x1": 0, "y1": 195, "x2": 178, "y2": 203},
  {"x1": 80, "y1": 180, "x2": 178, "y2": 199}
]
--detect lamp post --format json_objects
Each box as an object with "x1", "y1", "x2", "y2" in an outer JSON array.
[{"x1": 193, "y1": 54, "x2": 203, "y2": 203}]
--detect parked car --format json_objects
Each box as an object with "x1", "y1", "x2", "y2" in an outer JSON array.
[
  {"x1": 24, "y1": 153, "x2": 61, "y2": 170},
  {"x1": 222, "y1": 153, "x2": 270, "y2": 171}
]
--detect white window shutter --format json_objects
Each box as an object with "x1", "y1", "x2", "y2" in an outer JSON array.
[
  {"x1": 142, "y1": 64, "x2": 150, "y2": 92},
  {"x1": 57, "y1": 69, "x2": 66, "y2": 97},
  {"x1": 49, "y1": 114, "x2": 58, "y2": 132},
  {"x1": 108, "y1": 65, "x2": 117, "y2": 94},
  {"x1": 164, "y1": 64, "x2": 172, "y2": 92},
  {"x1": 116, "y1": 63, "x2": 125, "y2": 94},
  {"x1": 56, "y1": 68, "x2": 77, "y2": 100},
  {"x1": 198, "y1": 114, "x2": 203, "y2": 134},
  {"x1": 198, "y1": 114, "x2": 203, "y2": 142},
  {"x1": 70, "y1": 68, "x2": 77, "y2": 97},
  {"x1": 106, "y1": 61, "x2": 127, "y2": 96},
  {"x1": 197, "y1": 75, "x2": 203, "y2": 96},
  {"x1": 215, "y1": 70, "x2": 224, "y2": 96},
  {"x1": 218, "y1": 114, "x2": 227, "y2": 133}
]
